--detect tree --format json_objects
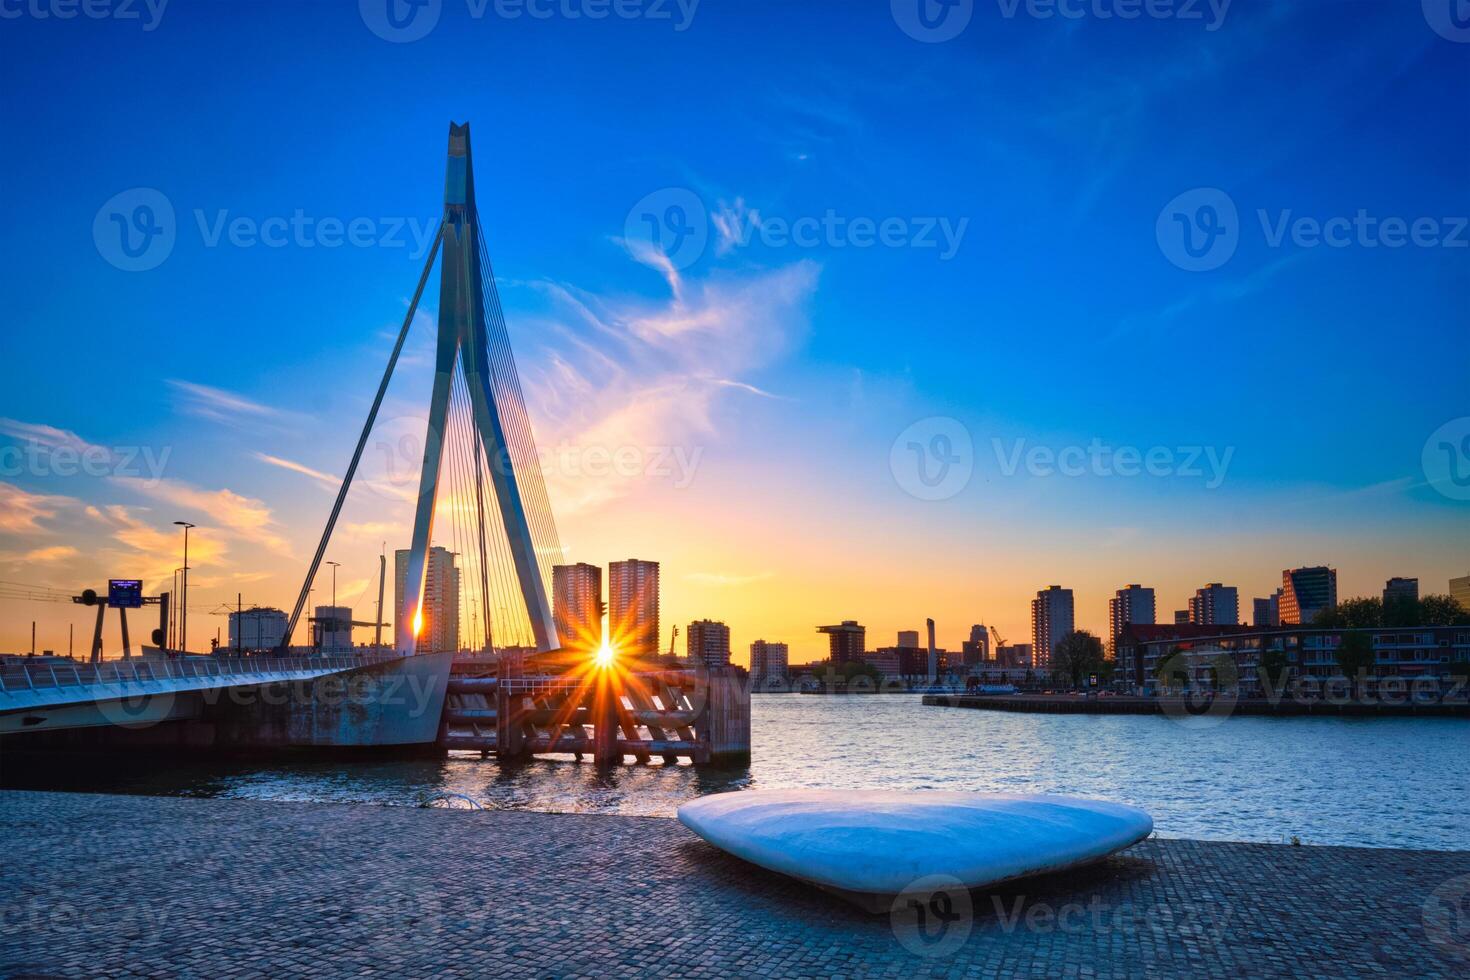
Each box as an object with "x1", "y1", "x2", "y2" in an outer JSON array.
[
  {"x1": 1314, "y1": 597, "x2": 1381, "y2": 629},
  {"x1": 1257, "y1": 648, "x2": 1290, "y2": 695},
  {"x1": 1334, "y1": 632, "x2": 1376, "y2": 699},
  {"x1": 1419, "y1": 594, "x2": 1470, "y2": 627},
  {"x1": 1052, "y1": 630, "x2": 1106, "y2": 690}
]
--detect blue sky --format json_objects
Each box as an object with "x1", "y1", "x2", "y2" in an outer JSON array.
[{"x1": 0, "y1": 0, "x2": 1466, "y2": 658}]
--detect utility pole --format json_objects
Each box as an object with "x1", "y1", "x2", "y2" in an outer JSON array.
[
  {"x1": 31, "y1": 621, "x2": 36, "y2": 656},
  {"x1": 237, "y1": 592, "x2": 243, "y2": 655},
  {"x1": 325, "y1": 560, "x2": 340, "y2": 652},
  {"x1": 375, "y1": 547, "x2": 386, "y2": 650},
  {"x1": 174, "y1": 521, "x2": 195, "y2": 652},
  {"x1": 69, "y1": 623, "x2": 73, "y2": 658}
]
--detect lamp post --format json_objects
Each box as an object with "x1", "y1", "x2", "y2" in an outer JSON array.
[
  {"x1": 174, "y1": 522, "x2": 195, "y2": 653},
  {"x1": 325, "y1": 560, "x2": 340, "y2": 652}
]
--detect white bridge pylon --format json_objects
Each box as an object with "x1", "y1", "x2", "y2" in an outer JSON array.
[
  {"x1": 397, "y1": 123, "x2": 559, "y2": 655},
  {"x1": 281, "y1": 123, "x2": 561, "y2": 657}
]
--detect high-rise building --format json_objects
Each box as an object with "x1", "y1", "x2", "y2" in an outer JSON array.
[
  {"x1": 552, "y1": 562, "x2": 603, "y2": 653},
  {"x1": 1108, "y1": 585, "x2": 1155, "y2": 654},
  {"x1": 1383, "y1": 577, "x2": 1419, "y2": 606},
  {"x1": 608, "y1": 559, "x2": 659, "y2": 657},
  {"x1": 1281, "y1": 566, "x2": 1338, "y2": 625},
  {"x1": 1173, "y1": 609, "x2": 1190, "y2": 625},
  {"x1": 960, "y1": 623, "x2": 991, "y2": 666},
  {"x1": 313, "y1": 605, "x2": 353, "y2": 652},
  {"x1": 1188, "y1": 583, "x2": 1239, "y2": 626},
  {"x1": 817, "y1": 621, "x2": 866, "y2": 664},
  {"x1": 1030, "y1": 586, "x2": 1074, "y2": 670},
  {"x1": 750, "y1": 639, "x2": 789, "y2": 679},
  {"x1": 1252, "y1": 592, "x2": 1282, "y2": 628},
  {"x1": 1452, "y1": 574, "x2": 1470, "y2": 614},
  {"x1": 395, "y1": 547, "x2": 460, "y2": 653},
  {"x1": 897, "y1": 629, "x2": 920, "y2": 649},
  {"x1": 687, "y1": 619, "x2": 731, "y2": 666}
]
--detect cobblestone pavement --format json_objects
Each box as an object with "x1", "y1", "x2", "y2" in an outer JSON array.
[{"x1": 1, "y1": 790, "x2": 1467, "y2": 978}]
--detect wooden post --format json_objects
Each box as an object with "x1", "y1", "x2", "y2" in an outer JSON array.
[{"x1": 705, "y1": 666, "x2": 751, "y2": 765}]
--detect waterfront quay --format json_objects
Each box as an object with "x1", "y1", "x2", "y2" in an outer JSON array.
[
  {"x1": 2, "y1": 791, "x2": 1467, "y2": 978},
  {"x1": 923, "y1": 692, "x2": 1470, "y2": 716}
]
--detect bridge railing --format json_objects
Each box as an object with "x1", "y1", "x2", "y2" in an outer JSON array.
[{"x1": 0, "y1": 655, "x2": 392, "y2": 696}]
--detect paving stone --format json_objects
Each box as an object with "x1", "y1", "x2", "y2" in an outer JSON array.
[{"x1": 0, "y1": 790, "x2": 1466, "y2": 977}]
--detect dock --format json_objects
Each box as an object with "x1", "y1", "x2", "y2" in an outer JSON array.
[{"x1": 2, "y1": 790, "x2": 1466, "y2": 977}]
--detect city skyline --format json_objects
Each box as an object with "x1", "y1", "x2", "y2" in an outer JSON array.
[{"x1": 1, "y1": 2, "x2": 1467, "y2": 662}]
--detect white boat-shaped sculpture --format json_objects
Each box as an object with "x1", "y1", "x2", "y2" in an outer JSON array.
[{"x1": 678, "y1": 789, "x2": 1152, "y2": 910}]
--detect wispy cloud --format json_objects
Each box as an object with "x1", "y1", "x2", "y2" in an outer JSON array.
[
  {"x1": 254, "y1": 452, "x2": 339, "y2": 491},
  {"x1": 0, "y1": 482, "x2": 77, "y2": 534},
  {"x1": 109, "y1": 475, "x2": 292, "y2": 557},
  {"x1": 168, "y1": 380, "x2": 288, "y2": 426}
]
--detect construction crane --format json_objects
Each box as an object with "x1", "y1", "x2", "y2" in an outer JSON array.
[{"x1": 668, "y1": 624, "x2": 679, "y2": 657}]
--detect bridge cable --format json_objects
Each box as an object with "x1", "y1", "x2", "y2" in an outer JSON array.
[{"x1": 279, "y1": 223, "x2": 445, "y2": 650}]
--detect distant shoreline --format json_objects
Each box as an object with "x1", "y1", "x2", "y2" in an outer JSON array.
[{"x1": 924, "y1": 693, "x2": 1470, "y2": 717}]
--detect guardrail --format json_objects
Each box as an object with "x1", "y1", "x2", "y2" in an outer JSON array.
[{"x1": 0, "y1": 655, "x2": 394, "y2": 696}]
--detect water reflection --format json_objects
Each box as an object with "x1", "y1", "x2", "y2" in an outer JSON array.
[{"x1": 4, "y1": 694, "x2": 1465, "y2": 850}]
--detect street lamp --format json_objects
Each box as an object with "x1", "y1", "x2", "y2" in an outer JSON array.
[
  {"x1": 174, "y1": 522, "x2": 195, "y2": 653},
  {"x1": 325, "y1": 560, "x2": 341, "y2": 652}
]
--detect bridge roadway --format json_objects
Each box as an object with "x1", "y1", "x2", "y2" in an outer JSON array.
[{"x1": 0, "y1": 655, "x2": 396, "y2": 735}]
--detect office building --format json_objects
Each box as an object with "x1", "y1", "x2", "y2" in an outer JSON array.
[
  {"x1": 1252, "y1": 591, "x2": 1281, "y2": 628},
  {"x1": 1189, "y1": 583, "x2": 1239, "y2": 626},
  {"x1": 608, "y1": 559, "x2": 660, "y2": 657},
  {"x1": 1452, "y1": 574, "x2": 1470, "y2": 613},
  {"x1": 395, "y1": 546, "x2": 461, "y2": 653},
  {"x1": 817, "y1": 620, "x2": 866, "y2": 664},
  {"x1": 749, "y1": 639, "x2": 789, "y2": 679},
  {"x1": 313, "y1": 605, "x2": 353, "y2": 652},
  {"x1": 1174, "y1": 609, "x2": 1190, "y2": 625},
  {"x1": 228, "y1": 606, "x2": 288, "y2": 651},
  {"x1": 1281, "y1": 566, "x2": 1338, "y2": 625},
  {"x1": 897, "y1": 629, "x2": 920, "y2": 649},
  {"x1": 687, "y1": 619, "x2": 731, "y2": 667},
  {"x1": 1383, "y1": 577, "x2": 1419, "y2": 606},
  {"x1": 1108, "y1": 585, "x2": 1155, "y2": 654},
  {"x1": 1030, "y1": 585, "x2": 1074, "y2": 670},
  {"x1": 959, "y1": 624, "x2": 991, "y2": 666},
  {"x1": 552, "y1": 562, "x2": 603, "y2": 652}
]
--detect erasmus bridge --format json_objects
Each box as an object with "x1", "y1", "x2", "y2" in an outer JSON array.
[
  {"x1": 282, "y1": 121, "x2": 563, "y2": 658},
  {"x1": 1, "y1": 124, "x2": 750, "y2": 764}
]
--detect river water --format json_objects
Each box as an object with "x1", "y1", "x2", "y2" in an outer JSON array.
[{"x1": 4, "y1": 694, "x2": 1465, "y2": 850}]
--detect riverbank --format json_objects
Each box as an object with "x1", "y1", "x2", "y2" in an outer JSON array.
[
  {"x1": 924, "y1": 692, "x2": 1470, "y2": 716},
  {"x1": 2, "y1": 790, "x2": 1466, "y2": 977}
]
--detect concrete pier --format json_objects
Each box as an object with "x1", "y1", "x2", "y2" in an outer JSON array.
[{"x1": 2, "y1": 790, "x2": 1466, "y2": 978}]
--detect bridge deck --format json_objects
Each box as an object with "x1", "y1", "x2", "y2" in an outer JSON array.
[{"x1": 0, "y1": 655, "x2": 395, "y2": 713}]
